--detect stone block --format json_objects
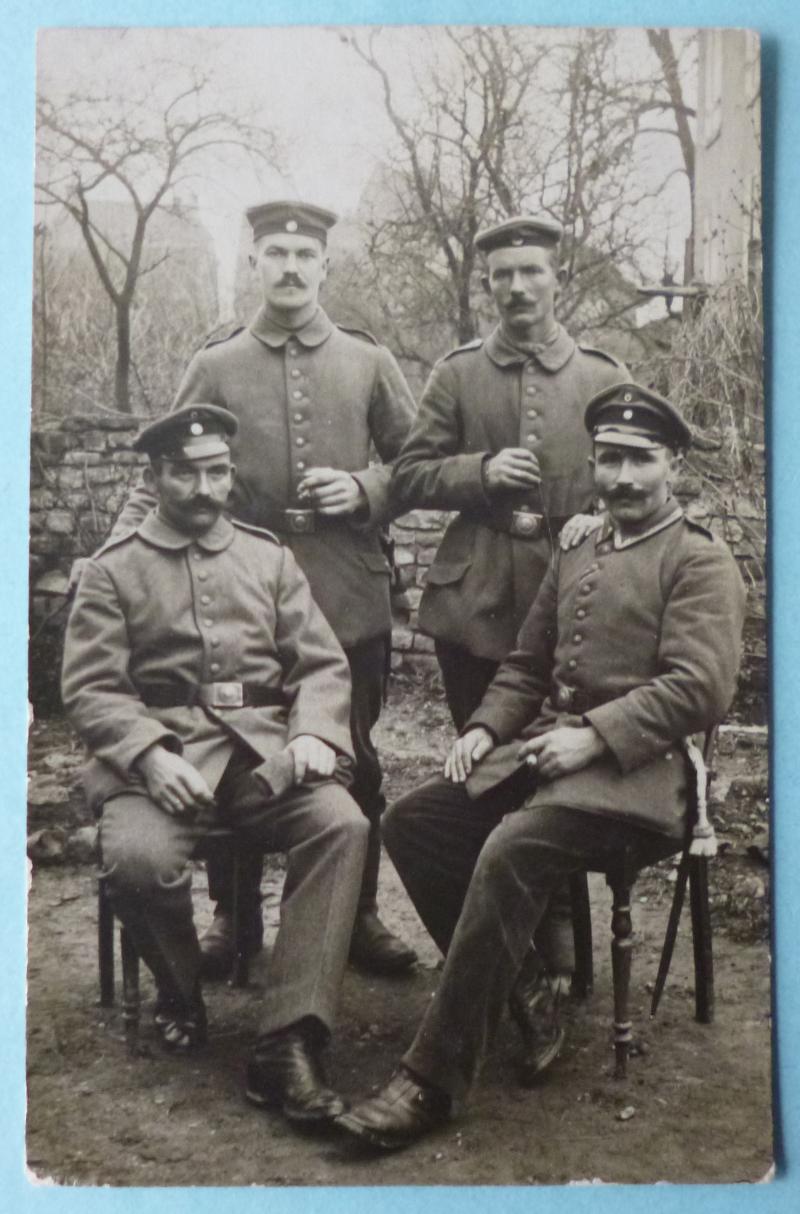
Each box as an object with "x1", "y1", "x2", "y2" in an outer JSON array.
[
  {"x1": 417, "y1": 546, "x2": 439, "y2": 566},
  {"x1": 391, "y1": 627, "x2": 414, "y2": 652},
  {"x1": 46, "y1": 509, "x2": 76, "y2": 536},
  {"x1": 393, "y1": 546, "x2": 416, "y2": 567},
  {"x1": 33, "y1": 431, "x2": 69, "y2": 460},
  {"x1": 57, "y1": 467, "x2": 86, "y2": 492},
  {"x1": 405, "y1": 587, "x2": 423, "y2": 609},
  {"x1": 86, "y1": 464, "x2": 125, "y2": 486},
  {"x1": 63, "y1": 451, "x2": 102, "y2": 466},
  {"x1": 412, "y1": 634, "x2": 436, "y2": 653},
  {"x1": 29, "y1": 488, "x2": 57, "y2": 511}
]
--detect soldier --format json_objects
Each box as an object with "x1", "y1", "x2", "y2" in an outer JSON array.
[
  {"x1": 62, "y1": 405, "x2": 367, "y2": 1126},
  {"x1": 337, "y1": 384, "x2": 746, "y2": 1150},
  {"x1": 111, "y1": 200, "x2": 418, "y2": 977},
  {"x1": 392, "y1": 215, "x2": 629, "y2": 1009}
]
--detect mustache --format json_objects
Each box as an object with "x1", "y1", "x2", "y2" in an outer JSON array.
[
  {"x1": 607, "y1": 488, "x2": 647, "y2": 503},
  {"x1": 187, "y1": 497, "x2": 217, "y2": 510},
  {"x1": 277, "y1": 273, "x2": 305, "y2": 288}
]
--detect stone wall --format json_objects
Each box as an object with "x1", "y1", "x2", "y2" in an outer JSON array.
[{"x1": 29, "y1": 417, "x2": 767, "y2": 720}]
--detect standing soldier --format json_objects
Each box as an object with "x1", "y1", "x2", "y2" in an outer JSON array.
[
  {"x1": 392, "y1": 216, "x2": 629, "y2": 1029},
  {"x1": 112, "y1": 201, "x2": 418, "y2": 976}
]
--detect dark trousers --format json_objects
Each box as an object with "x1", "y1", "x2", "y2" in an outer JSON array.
[
  {"x1": 100, "y1": 754, "x2": 368, "y2": 1037},
  {"x1": 383, "y1": 778, "x2": 679, "y2": 1099},
  {"x1": 433, "y1": 637, "x2": 574, "y2": 972},
  {"x1": 207, "y1": 634, "x2": 389, "y2": 917}
]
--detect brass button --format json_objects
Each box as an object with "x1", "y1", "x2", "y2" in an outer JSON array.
[
  {"x1": 568, "y1": 659, "x2": 577, "y2": 670},
  {"x1": 197, "y1": 571, "x2": 207, "y2": 581},
  {"x1": 210, "y1": 637, "x2": 220, "y2": 648},
  {"x1": 292, "y1": 390, "x2": 303, "y2": 400},
  {"x1": 579, "y1": 584, "x2": 591, "y2": 595},
  {"x1": 210, "y1": 663, "x2": 221, "y2": 674},
  {"x1": 192, "y1": 550, "x2": 202, "y2": 561},
  {"x1": 296, "y1": 460, "x2": 306, "y2": 471},
  {"x1": 527, "y1": 409, "x2": 538, "y2": 419},
  {"x1": 288, "y1": 345, "x2": 298, "y2": 357},
  {"x1": 204, "y1": 618, "x2": 214, "y2": 627},
  {"x1": 576, "y1": 608, "x2": 586, "y2": 619},
  {"x1": 200, "y1": 594, "x2": 211, "y2": 606},
  {"x1": 290, "y1": 368, "x2": 301, "y2": 378},
  {"x1": 526, "y1": 434, "x2": 537, "y2": 445},
  {"x1": 295, "y1": 436, "x2": 306, "y2": 447},
  {"x1": 526, "y1": 386, "x2": 537, "y2": 396},
  {"x1": 293, "y1": 412, "x2": 303, "y2": 423},
  {"x1": 573, "y1": 633, "x2": 583, "y2": 643}
]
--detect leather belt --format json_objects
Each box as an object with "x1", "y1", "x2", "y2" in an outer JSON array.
[
  {"x1": 262, "y1": 508, "x2": 328, "y2": 536},
  {"x1": 139, "y1": 682, "x2": 289, "y2": 709},
  {"x1": 462, "y1": 507, "x2": 569, "y2": 541}
]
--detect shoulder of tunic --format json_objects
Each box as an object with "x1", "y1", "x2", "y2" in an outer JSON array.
[
  {"x1": 203, "y1": 321, "x2": 247, "y2": 349},
  {"x1": 441, "y1": 338, "x2": 484, "y2": 362},
  {"x1": 576, "y1": 344, "x2": 625, "y2": 369},
  {"x1": 682, "y1": 516, "x2": 717, "y2": 543},
  {"x1": 335, "y1": 323, "x2": 379, "y2": 346},
  {"x1": 92, "y1": 530, "x2": 138, "y2": 561},
  {"x1": 231, "y1": 519, "x2": 283, "y2": 545}
]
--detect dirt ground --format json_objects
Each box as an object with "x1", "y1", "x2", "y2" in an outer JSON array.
[{"x1": 26, "y1": 676, "x2": 773, "y2": 1187}]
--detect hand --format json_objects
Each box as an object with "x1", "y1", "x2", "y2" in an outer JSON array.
[
  {"x1": 134, "y1": 745, "x2": 216, "y2": 816},
  {"x1": 559, "y1": 513, "x2": 603, "y2": 550},
  {"x1": 68, "y1": 558, "x2": 88, "y2": 595},
  {"x1": 483, "y1": 448, "x2": 541, "y2": 492},
  {"x1": 443, "y1": 727, "x2": 495, "y2": 784},
  {"x1": 517, "y1": 725, "x2": 606, "y2": 781},
  {"x1": 296, "y1": 468, "x2": 366, "y2": 516},
  {"x1": 287, "y1": 734, "x2": 337, "y2": 782}
]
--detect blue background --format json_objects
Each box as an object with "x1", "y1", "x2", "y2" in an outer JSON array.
[{"x1": 2, "y1": 2, "x2": 795, "y2": 1209}]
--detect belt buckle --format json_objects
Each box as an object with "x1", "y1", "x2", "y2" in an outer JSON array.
[
  {"x1": 510, "y1": 510, "x2": 542, "y2": 539},
  {"x1": 204, "y1": 681, "x2": 244, "y2": 709},
  {"x1": 284, "y1": 508, "x2": 316, "y2": 535},
  {"x1": 555, "y1": 685, "x2": 574, "y2": 710}
]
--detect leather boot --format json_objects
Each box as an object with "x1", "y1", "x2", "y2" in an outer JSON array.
[
  {"x1": 245, "y1": 1024, "x2": 346, "y2": 1125},
  {"x1": 199, "y1": 906, "x2": 264, "y2": 981},
  {"x1": 349, "y1": 909, "x2": 417, "y2": 975},
  {"x1": 337, "y1": 1067, "x2": 451, "y2": 1150}
]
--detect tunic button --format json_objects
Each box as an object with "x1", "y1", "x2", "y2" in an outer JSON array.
[
  {"x1": 292, "y1": 390, "x2": 303, "y2": 400},
  {"x1": 296, "y1": 460, "x2": 306, "y2": 471},
  {"x1": 527, "y1": 434, "x2": 537, "y2": 445},
  {"x1": 204, "y1": 618, "x2": 214, "y2": 627},
  {"x1": 295, "y1": 437, "x2": 305, "y2": 447},
  {"x1": 527, "y1": 409, "x2": 538, "y2": 418},
  {"x1": 200, "y1": 594, "x2": 211, "y2": 606},
  {"x1": 290, "y1": 368, "x2": 301, "y2": 378},
  {"x1": 526, "y1": 386, "x2": 537, "y2": 396},
  {"x1": 192, "y1": 551, "x2": 202, "y2": 561},
  {"x1": 576, "y1": 608, "x2": 586, "y2": 619},
  {"x1": 293, "y1": 412, "x2": 304, "y2": 422},
  {"x1": 210, "y1": 637, "x2": 220, "y2": 648},
  {"x1": 573, "y1": 633, "x2": 583, "y2": 643},
  {"x1": 579, "y1": 584, "x2": 591, "y2": 595},
  {"x1": 197, "y1": 571, "x2": 207, "y2": 581},
  {"x1": 210, "y1": 663, "x2": 221, "y2": 674},
  {"x1": 288, "y1": 345, "x2": 298, "y2": 357},
  {"x1": 568, "y1": 659, "x2": 577, "y2": 670}
]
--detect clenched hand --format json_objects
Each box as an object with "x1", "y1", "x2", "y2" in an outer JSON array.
[
  {"x1": 135, "y1": 744, "x2": 216, "y2": 816},
  {"x1": 444, "y1": 726, "x2": 495, "y2": 784}
]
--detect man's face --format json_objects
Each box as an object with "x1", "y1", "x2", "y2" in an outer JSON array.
[
  {"x1": 147, "y1": 452, "x2": 234, "y2": 536},
  {"x1": 483, "y1": 245, "x2": 559, "y2": 334},
  {"x1": 250, "y1": 232, "x2": 328, "y2": 315},
  {"x1": 591, "y1": 443, "x2": 680, "y2": 531}
]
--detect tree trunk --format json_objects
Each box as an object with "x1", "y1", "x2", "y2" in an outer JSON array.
[{"x1": 114, "y1": 300, "x2": 132, "y2": 414}]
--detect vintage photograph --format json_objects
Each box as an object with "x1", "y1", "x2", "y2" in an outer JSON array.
[{"x1": 27, "y1": 25, "x2": 769, "y2": 1185}]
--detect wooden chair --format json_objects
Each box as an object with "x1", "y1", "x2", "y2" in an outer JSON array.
[
  {"x1": 98, "y1": 827, "x2": 256, "y2": 1053},
  {"x1": 568, "y1": 727, "x2": 719, "y2": 1078}
]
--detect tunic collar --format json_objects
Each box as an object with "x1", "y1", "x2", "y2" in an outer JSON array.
[
  {"x1": 484, "y1": 322, "x2": 576, "y2": 372},
  {"x1": 595, "y1": 499, "x2": 684, "y2": 551},
  {"x1": 138, "y1": 509, "x2": 236, "y2": 553},
  {"x1": 249, "y1": 305, "x2": 334, "y2": 349}
]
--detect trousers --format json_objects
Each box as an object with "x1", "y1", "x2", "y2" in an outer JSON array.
[
  {"x1": 207, "y1": 634, "x2": 389, "y2": 917},
  {"x1": 100, "y1": 751, "x2": 368, "y2": 1037},
  {"x1": 383, "y1": 777, "x2": 679, "y2": 1099},
  {"x1": 433, "y1": 638, "x2": 574, "y2": 972}
]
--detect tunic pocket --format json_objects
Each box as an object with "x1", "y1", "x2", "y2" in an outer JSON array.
[{"x1": 424, "y1": 557, "x2": 473, "y2": 586}]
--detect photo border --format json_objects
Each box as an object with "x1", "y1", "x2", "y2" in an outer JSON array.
[{"x1": 4, "y1": 2, "x2": 796, "y2": 1210}]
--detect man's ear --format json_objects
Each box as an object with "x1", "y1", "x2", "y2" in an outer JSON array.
[
  {"x1": 248, "y1": 252, "x2": 256, "y2": 271},
  {"x1": 319, "y1": 254, "x2": 330, "y2": 285},
  {"x1": 669, "y1": 451, "x2": 684, "y2": 477},
  {"x1": 480, "y1": 273, "x2": 491, "y2": 297},
  {"x1": 587, "y1": 454, "x2": 596, "y2": 471},
  {"x1": 143, "y1": 463, "x2": 156, "y2": 490}
]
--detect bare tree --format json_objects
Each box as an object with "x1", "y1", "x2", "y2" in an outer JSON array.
[
  {"x1": 36, "y1": 69, "x2": 280, "y2": 413},
  {"x1": 335, "y1": 26, "x2": 697, "y2": 370}
]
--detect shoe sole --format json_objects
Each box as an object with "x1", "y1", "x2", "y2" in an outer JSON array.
[
  {"x1": 245, "y1": 1086, "x2": 345, "y2": 1125},
  {"x1": 517, "y1": 1026, "x2": 566, "y2": 1087},
  {"x1": 335, "y1": 1112, "x2": 418, "y2": 1151}
]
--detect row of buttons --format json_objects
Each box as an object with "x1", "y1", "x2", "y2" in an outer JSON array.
[
  {"x1": 288, "y1": 343, "x2": 308, "y2": 473},
  {"x1": 192, "y1": 547, "x2": 222, "y2": 674}
]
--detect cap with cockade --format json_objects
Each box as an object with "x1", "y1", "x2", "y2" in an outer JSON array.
[
  {"x1": 246, "y1": 200, "x2": 338, "y2": 246},
  {"x1": 133, "y1": 404, "x2": 238, "y2": 461},
  {"x1": 584, "y1": 382, "x2": 692, "y2": 451},
  {"x1": 474, "y1": 215, "x2": 563, "y2": 255}
]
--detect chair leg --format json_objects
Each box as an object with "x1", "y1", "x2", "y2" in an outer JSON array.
[
  {"x1": 689, "y1": 856, "x2": 715, "y2": 1024},
  {"x1": 570, "y1": 872, "x2": 594, "y2": 998},
  {"x1": 98, "y1": 878, "x2": 115, "y2": 1008},
  {"x1": 610, "y1": 880, "x2": 634, "y2": 1079},
  {"x1": 230, "y1": 840, "x2": 250, "y2": 989},
  {"x1": 120, "y1": 926, "x2": 141, "y2": 1054}
]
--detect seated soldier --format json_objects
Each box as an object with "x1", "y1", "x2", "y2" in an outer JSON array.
[
  {"x1": 62, "y1": 404, "x2": 368, "y2": 1129},
  {"x1": 336, "y1": 383, "x2": 746, "y2": 1150}
]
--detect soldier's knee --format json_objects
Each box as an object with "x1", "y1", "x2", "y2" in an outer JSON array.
[{"x1": 100, "y1": 833, "x2": 189, "y2": 900}]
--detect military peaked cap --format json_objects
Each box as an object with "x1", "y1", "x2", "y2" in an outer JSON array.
[
  {"x1": 133, "y1": 404, "x2": 238, "y2": 461},
  {"x1": 246, "y1": 200, "x2": 338, "y2": 246},
  {"x1": 474, "y1": 215, "x2": 563, "y2": 255},
  {"x1": 585, "y1": 382, "x2": 692, "y2": 451}
]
